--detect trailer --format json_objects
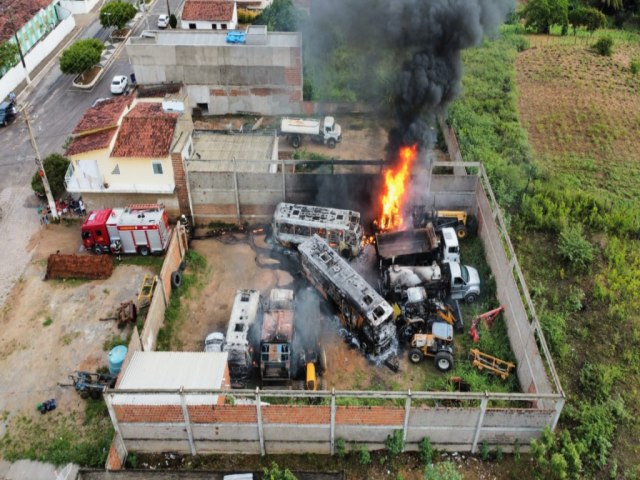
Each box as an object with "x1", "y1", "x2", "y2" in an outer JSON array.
[
  {"x1": 375, "y1": 225, "x2": 460, "y2": 267},
  {"x1": 81, "y1": 204, "x2": 170, "y2": 255}
]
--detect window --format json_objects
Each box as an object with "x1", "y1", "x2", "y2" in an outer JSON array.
[
  {"x1": 152, "y1": 162, "x2": 163, "y2": 175},
  {"x1": 212, "y1": 24, "x2": 217, "y2": 29},
  {"x1": 189, "y1": 23, "x2": 196, "y2": 29},
  {"x1": 196, "y1": 102, "x2": 209, "y2": 114},
  {"x1": 221, "y1": 23, "x2": 227, "y2": 30}
]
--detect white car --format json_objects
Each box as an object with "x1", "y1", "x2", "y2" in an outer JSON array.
[
  {"x1": 204, "y1": 332, "x2": 225, "y2": 353},
  {"x1": 110, "y1": 75, "x2": 128, "y2": 95},
  {"x1": 157, "y1": 14, "x2": 169, "y2": 29}
]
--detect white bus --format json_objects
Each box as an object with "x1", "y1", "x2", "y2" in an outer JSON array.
[{"x1": 272, "y1": 202, "x2": 363, "y2": 257}]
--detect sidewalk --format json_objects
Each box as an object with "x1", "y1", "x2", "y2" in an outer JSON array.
[{"x1": 0, "y1": 459, "x2": 78, "y2": 480}]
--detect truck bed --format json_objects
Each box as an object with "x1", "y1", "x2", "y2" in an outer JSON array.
[{"x1": 375, "y1": 227, "x2": 439, "y2": 262}]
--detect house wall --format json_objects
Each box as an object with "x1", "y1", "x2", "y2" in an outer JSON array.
[
  {"x1": 104, "y1": 156, "x2": 176, "y2": 192},
  {"x1": 126, "y1": 33, "x2": 302, "y2": 115},
  {"x1": 180, "y1": 17, "x2": 237, "y2": 31},
  {"x1": 59, "y1": 0, "x2": 100, "y2": 14}
]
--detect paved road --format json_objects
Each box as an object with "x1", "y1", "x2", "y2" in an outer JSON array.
[{"x1": 0, "y1": 0, "x2": 182, "y2": 306}]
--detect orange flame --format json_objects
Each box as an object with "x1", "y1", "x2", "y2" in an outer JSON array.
[{"x1": 379, "y1": 145, "x2": 417, "y2": 231}]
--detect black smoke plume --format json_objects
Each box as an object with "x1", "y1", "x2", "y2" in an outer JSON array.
[{"x1": 305, "y1": 0, "x2": 514, "y2": 151}]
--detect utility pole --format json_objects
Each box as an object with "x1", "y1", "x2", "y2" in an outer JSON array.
[
  {"x1": 8, "y1": 10, "x2": 31, "y2": 84},
  {"x1": 166, "y1": 0, "x2": 171, "y2": 16},
  {"x1": 24, "y1": 111, "x2": 58, "y2": 220}
]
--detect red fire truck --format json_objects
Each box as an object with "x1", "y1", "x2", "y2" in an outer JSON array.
[{"x1": 81, "y1": 204, "x2": 171, "y2": 255}]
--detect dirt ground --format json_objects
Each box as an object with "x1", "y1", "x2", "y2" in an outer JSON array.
[
  {"x1": 0, "y1": 223, "x2": 155, "y2": 437},
  {"x1": 175, "y1": 232, "x2": 435, "y2": 391}
]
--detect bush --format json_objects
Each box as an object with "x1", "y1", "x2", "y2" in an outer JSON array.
[
  {"x1": 237, "y1": 7, "x2": 259, "y2": 24},
  {"x1": 558, "y1": 224, "x2": 594, "y2": 271},
  {"x1": 593, "y1": 35, "x2": 614, "y2": 56},
  {"x1": 0, "y1": 41, "x2": 20, "y2": 71},
  {"x1": 569, "y1": 7, "x2": 606, "y2": 34},
  {"x1": 479, "y1": 440, "x2": 490, "y2": 461},
  {"x1": 630, "y1": 58, "x2": 640, "y2": 75},
  {"x1": 31, "y1": 153, "x2": 70, "y2": 199},
  {"x1": 424, "y1": 461, "x2": 463, "y2": 480},
  {"x1": 59, "y1": 39, "x2": 104, "y2": 76},
  {"x1": 263, "y1": 462, "x2": 298, "y2": 480},
  {"x1": 419, "y1": 437, "x2": 434, "y2": 465},
  {"x1": 358, "y1": 445, "x2": 371, "y2": 465},
  {"x1": 99, "y1": 1, "x2": 137, "y2": 30},
  {"x1": 169, "y1": 14, "x2": 177, "y2": 29},
  {"x1": 254, "y1": 0, "x2": 298, "y2": 31},
  {"x1": 385, "y1": 430, "x2": 404, "y2": 457},
  {"x1": 335, "y1": 438, "x2": 346, "y2": 458}
]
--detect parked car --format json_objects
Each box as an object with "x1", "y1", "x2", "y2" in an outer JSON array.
[
  {"x1": 0, "y1": 100, "x2": 17, "y2": 127},
  {"x1": 157, "y1": 14, "x2": 169, "y2": 29},
  {"x1": 204, "y1": 332, "x2": 225, "y2": 352},
  {"x1": 110, "y1": 75, "x2": 129, "y2": 95}
]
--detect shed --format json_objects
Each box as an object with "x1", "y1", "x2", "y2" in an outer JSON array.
[{"x1": 111, "y1": 351, "x2": 229, "y2": 405}]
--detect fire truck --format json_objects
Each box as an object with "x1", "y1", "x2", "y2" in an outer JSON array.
[{"x1": 81, "y1": 204, "x2": 171, "y2": 255}]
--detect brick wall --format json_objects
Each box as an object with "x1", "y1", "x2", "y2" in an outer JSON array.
[
  {"x1": 336, "y1": 406, "x2": 404, "y2": 426},
  {"x1": 171, "y1": 152, "x2": 190, "y2": 217}
]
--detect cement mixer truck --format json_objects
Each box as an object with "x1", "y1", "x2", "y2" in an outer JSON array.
[{"x1": 280, "y1": 116, "x2": 342, "y2": 149}]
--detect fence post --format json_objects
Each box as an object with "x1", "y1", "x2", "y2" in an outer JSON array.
[
  {"x1": 256, "y1": 387, "x2": 266, "y2": 456},
  {"x1": 471, "y1": 393, "x2": 489, "y2": 453},
  {"x1": 402, "y1": 389, "x2": 412, "y2": 451},
  {"x1": 330, "y1": 388, "x2": 336, "y2": 455},
  {"x1": 551, "y1": 395, "x2": 565, "y2": 431},
  {"x1": 158, "y1": 274, "x2": 168, "y2": 308},
  {"x1": 233, "y1": 159, "x2": 240, "y2": 224},
  {"x1": 179, "y1": 387, "x2": 197, "y2": 456},
  {"x1": 281, "y1": 157, "x2": 286, "y2": 201}
]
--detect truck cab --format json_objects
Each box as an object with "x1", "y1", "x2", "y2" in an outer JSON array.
[
  {"x1": 81, "y1": 209, "x2": 113, "y2": 254},
  {"x1": 448, "y1": 262, "x2": 481, "y2": 303},
  {"x1": 322, "y1": 116, "x2": 342, "y2": 147},
  {"x1": 440, "y1": 227, "x2": 460, "y2": 263}
]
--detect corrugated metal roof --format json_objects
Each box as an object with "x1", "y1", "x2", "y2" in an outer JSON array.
[{"x1": 112, "y1": 351, "x2": 228, "y2": 405}]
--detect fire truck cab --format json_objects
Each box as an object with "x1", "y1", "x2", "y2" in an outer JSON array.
[{"x1": 81, "y1": 204, "x2": 170, "y2": 255}]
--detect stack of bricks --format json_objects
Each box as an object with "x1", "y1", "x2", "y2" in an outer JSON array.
[{"x1": 45, "y1": 254, "x2": 113, "y2": 280}]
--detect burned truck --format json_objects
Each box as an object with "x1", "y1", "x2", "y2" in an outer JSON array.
[
  {"x1": 375, "y1": 225, "x2": 460, "y2": 268},
  {"x1": 224, "y1": 289, "x2": 262, "y2": 387},
  {"x1": 299, "y1": 235, "x2": 397, "y2": 360},
  {"x1": 260, "y1": 289, "x2": 295, "y2": 388}
]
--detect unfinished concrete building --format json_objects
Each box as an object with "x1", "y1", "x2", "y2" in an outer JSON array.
[{"x1": 125, "y1": 27, "x2": 302, "y2": 115}]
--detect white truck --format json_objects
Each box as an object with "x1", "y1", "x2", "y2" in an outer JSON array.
[
  {"x1": 383, "y1": 261, "x2": 481, "y2": 304},
  {"x1": 280, "y1": 116, "x2": 342, "y2": 149}
]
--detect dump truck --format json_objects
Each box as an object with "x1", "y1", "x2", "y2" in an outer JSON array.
[
  {"x1": 260, "y1": 289, "x2": 295, "y2": 388},
  {"x1": 81, "y1": 204, "x2": 170, "y2": 255},
  {"x1": 224, "y1": 289, "x2": 262, "y2": 387},
  {"x1": 280, "y1": 116, "x2": 342, "y2": 149},
  {"x1": 383, "y1": 261, "x2": 481, "y2": 304},
  {"x1": 375, "y1": 225, "x2": 460, "y2": 267}
]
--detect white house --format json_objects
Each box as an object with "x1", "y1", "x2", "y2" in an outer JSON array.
[{"x1": 181, "y1": 0, "x2": 237, "y2": 30}]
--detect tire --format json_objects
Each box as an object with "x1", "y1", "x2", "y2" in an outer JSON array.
[
  {"x1": 400, "y1": 325, "x2": 415, "y2": 343},
  {"x1": 464, "y1": 293, "x2": 478, "y2": 304},
  {"x1": 93, "y1": 245, "x2": 103, "y2": 255},
  {"x1": 290, "y1": 135, "x2": 301, "y2": 149},
  {"x1": 409, "y1": 348, "x2": 424, "y2": 364},
  {"x1": 455, "y1": 224, "x2": 467, "y2": 239},
  {"x1": 340, "y1": 248, "x2": 351, "y2": 259},
  {"x1": 80, "y1": 390, "x2": 89, "y2": 399},
  {"x1": 435, "y1": 351, "x2": 454, "y2": 372},
  {"x1": 90, "y1": 389, "x2": 101, "y2": 400},
  {"x1": 178, "y1": 260, "x2": 187, "y2": 272},
  {"x1": 171, "y1": 271, "x2": 182, "y2": 289},
  {"x1": 328, "y1": 138, "x2": 336, "y2": 149},
  {"x1": 138, "y1": 245, "x2": 149, "y2": 256}
]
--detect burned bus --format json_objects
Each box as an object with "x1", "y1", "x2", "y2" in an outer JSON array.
[
  {"x1": 298, "y1": 235, "x2": 396, "y2": 357},
  {"x1": 272, "y1": 203, "x2": 363, "y2": 258},
  {"x1": 260, "y1": 289, "x2": 295, "y2": 388},
  {"x1": 224, "y1": 289, "x2": 262, "y2": 387}
]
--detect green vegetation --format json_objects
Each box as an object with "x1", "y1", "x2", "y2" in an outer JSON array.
[
  {"x1": 254, "y1": 0, "x2": 299, "y2": 32},
  {"x1": 384, "y1": 430, "x2": 404, "y2": 458},
  {"x1": 418, "y1": 437, "x2": 434, "y2": 465},
  {"x1": 518, "y1": 0, "x2": 569, "y2": 34},
  {"x1": 99, "y1": 1, "x2": 137, "y2": 30},
  {"x1": 357, "y1": 445, "x2": 371, "y2": 465},
  {"x1": 0, "y1": 399, "x2": 113, "y2": 467},
  {"x1": 115, "y1": 254, "x2": 164, "y2": 273},
  {"x1": 59, "y1": 39, "x2": 104, "y2": 77},
  {"x1": 0, "y1": 41, "x2": 20, "y2": 72},
  {"x1": 557, "y1": 224, "x2": 595, "y2": 271},
  {"x1": 568, "y1": 7, "x2": 607, "y2": 34},
  {"x1": 31, "y1": 153, "x2": 70, "y2": 200},
  {"x1": 263, "y1": 461, "x2": 298, "y2": 480},
  {"x1": 423, "y1": 461, "x2": 463, "y2": 480},
  {"x1": 42, "y1": 317, "x2": 53, "y2": 327},
  {"x1": 169, "y1": 14, "x2": 177, "y2": 29},
  {"x1": 335, "y1": 437, "x2": 346, "y2": 458},
  {"x1": 593, "y1": 34, "x2": 615, "y2": 55},
  {"x1": 156, "y1": 250, "x2": 209, "y2": 351}
]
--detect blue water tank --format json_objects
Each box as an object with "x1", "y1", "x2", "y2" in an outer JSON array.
[
  {"x1": 226, "y1": 30, "x2": 246, "y2": 44},
  {"x1": 108, "y1": 345, "x2": 128, "y2": 375}
]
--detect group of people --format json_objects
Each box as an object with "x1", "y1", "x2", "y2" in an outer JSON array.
[{"x1": 37, "y1": 197, "x2": 86, "y2": 225}]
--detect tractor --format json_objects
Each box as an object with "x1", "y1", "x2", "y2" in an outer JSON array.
[
  {"x1": 396, "y1": 287, "x2": 463, "y2": 343},
  {"x1": 408, "y1": 322, "x2": 455, "y2": 372},
  {"x1": 69, "y1": 371, "x2": 118, "y2": 399},
  {"x1": 412, "y1": 208, "x2": 477, "y2": 239}
]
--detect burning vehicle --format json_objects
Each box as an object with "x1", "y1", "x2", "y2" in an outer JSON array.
[
  {"x1": 298, "y1": 235, "x2": 397, "y2": 362},
  {"x1": 272, "y1": 202, "x2": 363, "y2": 258},
  {"x1": 260, "y1": 289, "x2": 295, "y2": 388},
  {"x1": 375, "y1": 225, "x2": 460, "y2": 267},
  {"x1": 224, "y1": 289, "x2": 262, "y2": 387}
]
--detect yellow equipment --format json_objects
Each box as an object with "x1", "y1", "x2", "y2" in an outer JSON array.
[
  {"x1": 409, "y1": 322, "x2": 455, "y2": 372},
  {"x1": 469, "y1": 349, "x2": 515, "y2": 380},
  {"x1": 306, "y1": 362, "x2": 317, "y2": 391},
  {"x1": 435, "y1": 210, "x2": 469, "y2": 238},
  {"x1": 137, "y1": 274, "x2": 156, "y2": 308}
]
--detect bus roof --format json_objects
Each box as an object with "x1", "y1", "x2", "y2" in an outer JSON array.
[{"x1": 273, "y1": 203, "x2": 360, "y2": 230}]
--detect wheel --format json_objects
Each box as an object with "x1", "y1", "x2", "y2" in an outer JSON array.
[
  {"x1": 328, "y1": 138, "x2": 336, "y2": 149},
  {"x1": 455, "y1": 224, "x2": 467, "y2": 239},
  {"x1": 434, "y1": 351, "x2": 454, "y2": 372},
  {"x1": 1, "y1": 120, "x2": 6, "y2": 127},
  {"x1": 409, "y1": 348, "x2": 424, "y2": 364},
  {"x1": 93, "y1": 245, "x2": 103, "y2": 255},
  {"x1": 171, "y1": 270, "x2": 182, "y2": 289},
  {"x1": 464, "y1": 293, "x2": 478, "y2": 304},
  {"x1": 340, "y1": 248, "x2": 351, "y2": 259},
  {"x1": 80, "y1": 390, "x2": 89, "y2": 399},
  {"x1": 400, "y1": 325, "x2": 415, "y2": 343},
  {"x1": 290, "y1": 135, "x2": 301, "y2": 148},
  {"x1": 138, "y1": 246, "x2": 149, "y2": 256},
  {"x1": 90, "y1": 389, "x2": 101, "y2": 400}
]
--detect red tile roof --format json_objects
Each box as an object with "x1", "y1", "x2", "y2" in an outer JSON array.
[
  {"x1": 182, "y1": 0, "x2": 235, "y2": 21},
  {"x1": 73, "y1": 96, "x2": 133, "y2": 134},
  {"x1": 111, "y1": 103, "x2": 179, "y2": 158},
  {"x1": 66, "y1": 129, "x2": 118, "y2": 156},
  {"x1": 0, "y1": 0, "x2": 51, "y2": 41}
]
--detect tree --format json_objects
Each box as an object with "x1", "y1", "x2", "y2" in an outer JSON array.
[
  {"x1": 31, "y1": 153, "x2": 70, "y2": 199},
  {"x1": 519, "y1": 0, "x2": 569, "y2": 34},
  {"x1": 59, "y1": 39, "x2": 104, "y2": 77},
  {"x1": 255, "y1": 0, "x2": 298, "y2": 31},
  {"x1": 169, "y1": 14, "x2": 177, "y2": 29},
  {"x1": 569, "y1": 7, "x2": 607, "y2": 34},
  {"x1": 0, "y1": 41, "x2": 20, "y2": 73},
  {"x1": 100, "y1": 1, "x2": 138, "y2": 30},
  {"x1": 262, "y1": 462, "x2": 298, "y2": 480}
]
